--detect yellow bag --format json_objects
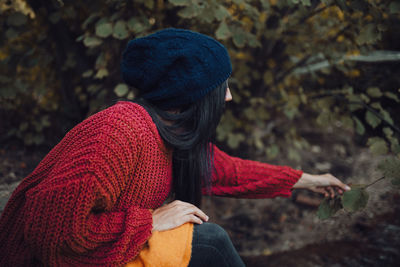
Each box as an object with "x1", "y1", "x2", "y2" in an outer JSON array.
[{"x1": 125, "y1": 223, "x2": 194, "y2": 267}]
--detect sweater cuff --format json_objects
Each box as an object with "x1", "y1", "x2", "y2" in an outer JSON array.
[
  {"x1": 279, "y1": 168, "x2": 303, "y2": 198},
  {"x1": 126, "y1": 207, "x2": 153, "y2": 236}
]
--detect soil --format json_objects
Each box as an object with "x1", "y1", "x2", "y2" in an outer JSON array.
[{"x1": 1, "y1": 125, "x2": 399, "y2": 266}]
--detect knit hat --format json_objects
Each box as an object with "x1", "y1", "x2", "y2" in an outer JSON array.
[{"x1": 121, "y1": 28, "x2": 232, "y2": 109}]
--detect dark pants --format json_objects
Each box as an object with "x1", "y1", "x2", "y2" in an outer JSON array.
[{"x1": 188, "y1": 223, "x2": 245, "y2": 267}]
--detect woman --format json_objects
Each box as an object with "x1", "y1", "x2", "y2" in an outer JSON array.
[{"x1": 0, "y1": 28, "x2": 350, "y2": 266}]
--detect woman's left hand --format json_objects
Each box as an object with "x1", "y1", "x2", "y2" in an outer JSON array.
[{"x1": 293, "y1": 173, "x2": 351, "y2": 198}]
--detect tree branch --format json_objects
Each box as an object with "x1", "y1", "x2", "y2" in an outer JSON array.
[
  {"x1": 365, "y1": 176, "x2": 386, "y2": 189},
  {"x1": 275, "y1": 55, "x2": 311, "y2": 84}
]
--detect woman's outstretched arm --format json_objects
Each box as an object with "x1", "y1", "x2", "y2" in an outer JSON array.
[
  {"x1": 203, "y1": 145, "x2": 303, "y2": 198},
  {"x1": 204, "y1": 145, "x2": 350, "y2": 198}
]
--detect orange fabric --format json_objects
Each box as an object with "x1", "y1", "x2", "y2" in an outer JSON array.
[{"x1": 126, "y1": 223, "x2": 194, "y2": 267}]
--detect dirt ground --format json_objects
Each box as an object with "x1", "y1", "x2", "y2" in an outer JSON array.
[
  {"x1": 1, "y1": 125, "x2": 399, "y2": 266},
  {"x1": 200, "y1": 127, "x2": 400, "y2": 266}
]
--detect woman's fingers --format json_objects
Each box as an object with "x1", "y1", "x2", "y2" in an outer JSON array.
[
  {"x1": 176, "y1": 201, "x2": 209, "y2": 221},
  {"x1": 152, "y1": 200, "x2": 209, "y2": 231},
  {"x1": 327, "y1": 186, "x2": 335, "y2": 198},
  {"x1": 308, "y1": 172, "x2": 351, "y2": 199},
  {"x1": 180, "y1": 206, "x2": 209, "y2": 222},
  {"x1": 325, "y1": 174, "x2": 351, "y2": 191},
  {"x1": 310, "y1": 187, "x2": 330, "y2": 198},
  {"x1": 183, "y1": 214, "x2": 204, "y2": 225},
  {"x1": 188, "y1": 207, "x2": 209, "y2": 222},
  {"x1": 312, "y1": 186, "x2": 339, "y2": 198}
]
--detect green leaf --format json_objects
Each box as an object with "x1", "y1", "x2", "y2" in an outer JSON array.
[
  {"x1": 384, "y1": 92, "x2": 400, "y2": 102},
  {"x1": 284, "y1": 106, "x2": 298, "y2": 120},
  {"x1": 232, "y1": 27, "x2": 247, "y2": 48},
  {"x1": 169, "y1": 0, "x2": 190, "y2": 6},
  {"x1": 263, "y1": 71, "x2": 274, "y2": 85},
  {"x1": 95, "y1": 68, "x2": 109, "y2": 79},
  {"x1": 341, "y1": 116, "x2": 354, "y2": 130},
  {"x1": 214, "y1": 5, "x2": 230, "y2": 21},
  {"x1": 96, "y1": 22, "x2": 113, "y2": 38},
  {"x1": 41, "y1": 115, "x2": 51, "y2": 127},
  {"x1": 353, "y1": 117, "x2": 365, "y2": 135},
  {"x1": 360, "y1": 93, "x2": 370, "y2": 103},
  {"x1": 127, "y1": 17, "x2": 148, "y2": 34},
  {"x1": 365, "y1": 111, "x2": 381, "y2": 129},
  {"x1": 7, "y1": 12, "x2": 27, "y2": 26},
  {"x1": 247, "y1": 34, "x2": 261, "y2": 48},
  {"x1": 178, "y1": 4, "x2": 202, "y2": 18},
  {"x1": 244, "y1": 107, "x2": 256, "y2": 120},
  {"x1": 127, "y1": 91, "x2": 135, "y2": 100},
  {"x1": 114, "y1": 83, "x2": 129, "y2": 97},
  {"x1": 379, "y1": 108, "x2": 394, "y2": 125},
  {"x1": 356, "y1": 24, "x2": 381, "y2": 45},
  {"x1": 76, "y1": 34, "x2": 85, "y2": 42},
  {"x1": 82, "y1": 70, "x2": 93, "y2": 78},
  {"x1": 317, "y1": 197, "x2": 343, "y2": 220},
  {"x1": 87, "y1": 84, "x2": 101, "y2": 94},
  {"x1": 215, "y1": 21, "x2": 231, "y2": 40},
  {"x1": 300, "y1": 0, "x2": 311, "y2": 6},
  {"x1": 341, "y1": 188, "x2": 369, "y2": 212},
  {"x1": 266, "y1": 144, "x2": 280, "y2": 159},
  {"x1": 113, "y1": 20, "x2": 129, "y2": 40},
  {"x1": 83, "y1": 36, "x2": 102, "y2": 47},
  {"x1": 367, "y1": 137, "x2": 389, "y2": 155},
  {"x1": 144, "y1": 0, "x2": 155, "y2": 9},
  {"x1": 316, "y1": 111, "x2": 331, "y2": 126},
  {"x1": 383, "y1": 127, "x2": 393, "y2": 138},
  {"x1": 347, "y1": 94, "x2": 363, "y2": 111},
  {"x1": 199, "y1": 7, "x2": 215, "y2": 23},
  {"x1": 288, "y1": 148, "x2": 301, "y2": 161},
  {"x1": 82, "y1": 13, "x2": 99, "y2": 29},
  {"x1": 366, "y1": 87, "x2": 382, "y2": 98},
  {"x1": 33, "y1": 134, "x2": 44, "y2": 145},
  {"x1": 227, "y1": 133, "x2": 245, "y2": 149}
]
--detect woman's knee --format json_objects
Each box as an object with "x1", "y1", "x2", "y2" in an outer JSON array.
[
  {"x1": 190, "y1": 223, "x2": 245, "y2": 267},
  {"x1": 194, "y1": 222, "x2": 232, "y2": 249}
]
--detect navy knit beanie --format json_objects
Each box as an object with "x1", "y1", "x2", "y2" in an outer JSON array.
[{"x1": 121, "y1": 28, "x2": 232, "y2": 109}]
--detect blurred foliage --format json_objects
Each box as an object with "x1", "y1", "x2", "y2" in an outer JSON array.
[
  {"x1": 378, "y1": 156, "x2": 400, "y2": 186},
  {"x1": 0, "y1": 0, "x2": 400, "y2": 165}
]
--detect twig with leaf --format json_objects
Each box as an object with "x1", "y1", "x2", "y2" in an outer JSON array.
[{"x1": 317, "y1": 156, "x2": 400, "y2": 220}]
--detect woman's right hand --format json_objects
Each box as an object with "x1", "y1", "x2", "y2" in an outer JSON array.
[{"x1": 151, "y1": 200, "x2": 209, "y2": 232}]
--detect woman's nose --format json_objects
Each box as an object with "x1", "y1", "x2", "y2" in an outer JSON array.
[{"x1": 225, "y1": 87, "x2": 232, "y2": 102}]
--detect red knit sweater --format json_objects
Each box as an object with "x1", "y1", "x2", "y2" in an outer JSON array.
[{"x1": 0, "y1": 102, "x2": 302, "y2": 266}]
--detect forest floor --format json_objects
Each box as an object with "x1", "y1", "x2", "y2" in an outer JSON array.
[
  {"x1": 0, "y1": 125, "x2": 399, "y2": 266},
  {"x1": 202, "y1": 126, "x2": 400, "y2": 266}
]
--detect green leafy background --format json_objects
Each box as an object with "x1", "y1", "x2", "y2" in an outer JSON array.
[{"x1": 1, "y1": 0, "x2": 399, "y2": 164}]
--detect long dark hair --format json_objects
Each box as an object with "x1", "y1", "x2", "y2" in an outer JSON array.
[{"x1": 134, "y1": 81, "x2": 228, "y2": 207}]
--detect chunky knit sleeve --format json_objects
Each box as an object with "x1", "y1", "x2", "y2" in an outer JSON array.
[
  {"x1": 22, "y1": 110, "x2": 153, "y2": 266},
  {"x1": 203, "y1": 145, "x2": 303, "y2": 198}
]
